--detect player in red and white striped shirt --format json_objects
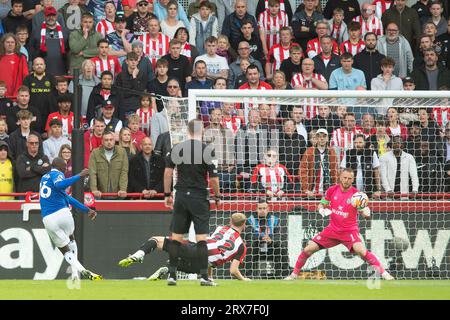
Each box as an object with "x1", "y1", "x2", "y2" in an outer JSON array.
[
  {"x1": 340, "y1": 21, "x2": 365, "y2": 56},
  {"x1": 353, "y1": 3, "x2": 383, "y2": 37},
  {"x1": 291, "y1": 58, "x2": 328, "y2": 120},
  {"x1": 251, "y1": 149, "x2": 294, "y2": 197},
  {"x1": 140, "y1": 18, "x2": 170, "y2": 71},
  {"x1": 372, "y1": 0, "x2": 392, "y2": 19},
  {"x1": 306, "y1": 21, "x2": 339, "y2": 58},
  {"x1": 119, "y1": 212, "x2": 250, "y2": 281},
  {"x1": 265, "y1": 27, "x2": 298, "y2": 80},
  {"x1": 258, "y1": 0, "x2": 289, "y2": 59},
  {"x1": 95, "y1": 1, "x2": 117, "y2": 36},
  {"x1": 331, "y1": 112, "x2": 363, "y2": 161},
  {"x1": 90, "y1": 39, "x2": 122, "y2": 78},
  {"x1": 135, "y1": 94, "x2": 153, "y2": 137}
]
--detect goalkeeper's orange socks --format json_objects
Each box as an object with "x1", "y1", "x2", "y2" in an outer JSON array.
[
  {"x1": 293, "y1": 251, "x2": 311, "y2": 275},
  {"x1": 362, "y1": 251, "x2": 385, "y2": 275}
]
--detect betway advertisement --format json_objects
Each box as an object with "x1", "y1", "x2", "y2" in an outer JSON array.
[{"x1": 0, "y1": 206, "x2": 449, "y2": 279}]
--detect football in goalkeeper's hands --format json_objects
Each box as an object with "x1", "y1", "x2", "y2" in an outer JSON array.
[{"x1": 351, "y1": 192, "x2": 369, "y2": 209}]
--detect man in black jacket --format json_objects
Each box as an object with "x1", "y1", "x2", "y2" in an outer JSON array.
[
  {"x1": 221, "y1": 0, "x2": 258, "y2": 52},
  {"x1": 86, "y1": 71, "x2": 121, "y2": 124},
  {"x1": 312, "y1": 35, "x2": 341, "y2": 83},
  {"x1": 115, "y1": 52, "x2": 149, "y2": 122},
  {"x1": 410, "y1": 48, "x2": 450, "y2": 90},
  {"x1": 15, "y1": 133, "x2": 50, "y2": 194},
  {"x1": 6, "y1": 86, "x2": 43, "y2": 134},
  {"x1": 353, "y1": 32, "x2": 385, "y2": 89},
  {"x1": 8, "y1": 109, "x2": 42, "y2": 160},
  {"x1": 278, "y1": 119, "x2": 306, "y2": 179},
  {"x1": 307, "y1": 105, "x2": 341, "y2": 135},
  {"x1": 244, "y1": 198, "x2": 290, "y2": 279},
  {"x1": 128, "y1": 137, "x2": 163, "y2": 198}
]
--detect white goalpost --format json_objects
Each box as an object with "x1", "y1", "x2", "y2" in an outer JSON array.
[{"x1": 161, "y1": 90, "x2": 450, "y2": 280}]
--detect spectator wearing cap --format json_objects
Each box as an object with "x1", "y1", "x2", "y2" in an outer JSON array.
[
  {"x1": 154, "y1": 0, "x2": 190, "y2": 29},
  {"x1": 32, "y1": 0, "x2": 66, "y2": 32},
  {"x1": 121, "y1": 40, "x2": 154, "y2": 87},
  {"x1": 30, "y1": 6, "x2": 69, "y2": 76},
  {"x1": 299, "y1": 128, "x2": 339, "y2": 197},
  {"x1": 410, "y1": 48, "x2": 450, "y2": 90},
  {"x1": 15, "y1": 133, "x2": 51, "y2": 194},
  {"x1": 95, "y1": 0, "x2": 117, "y2": 36},
  {"x1": 69, "y1": 12, "x2": 103, "y2": 72},
  {"x1": 45, "y1": 93, "x2": 74, "y2": 139},
  {"x1": 105, "y1": 13, "x2": 133, "y2": 64},
  {"x1": 43, "y1": 118, "x2": 71, "y2": 163},
  {"x1": 126, "y1": 0, "x2": 158, "y2": 36},
  {"x1": 115, "y1": 52, "x2": 150, "y2": 121},
  {"x1": 0, "y1": 140, "x2": 14, "y2": 200},
  {"x1": 403, "y1": 76, "x2": 416, "y2": 90},
  {"x1": 90, "y1": 100, "x2": 123, "y2": 141},
  {"x1": 58, "y1": 0, "x2": 90, "y2": 32}
]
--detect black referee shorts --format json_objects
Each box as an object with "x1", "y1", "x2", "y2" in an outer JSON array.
[{"x1": 171, "y1": 191, "x2": 210, "y2": 235}]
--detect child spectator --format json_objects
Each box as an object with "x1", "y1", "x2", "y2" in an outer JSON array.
[
  {"x1": 340, "y1": 21, "x2": 365, "y2": 56},
  {"x1": 127, "y1": 113, "x2": 146, "y2": 151},
  {"x1": 427, "y1": 1, "x2": 447, "y2": 37},
  {"x1": 149, "y1": 58, "x2": 169, "y2": 112},
  {"x1": 95, "y1": 0, "x2": 117, "y2": 36},
  {"x1": 15, "y1": 25, "x2": 29, "y2": 62},
  {"x1": 258, "y1": 0, "x2": 288, "y2": 59},
  {"x1": 329, "y1": 7, "x2": 348, "y2": 45},
  {"x1": 234, "y1": 57, "x2": 250, "y2": 88},
  {"x1": 136, "y1": 94, "x2": 153, "y2": 136},
  {"x1": 189, "y1": 0, "x2": 218, "y2": 55},
  {"x1": 251, "y1": 148, "x2": 294, "y2": 197},
  {"x1": 43, "y1": 118, "x2": 71, "y2": 163},
  {"x1": 0, "y1": 119, "x2": 9, "y2": 144}
]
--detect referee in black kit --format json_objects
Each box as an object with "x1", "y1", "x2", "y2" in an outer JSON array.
[{"x1": 164, "y1": 119, "x2": 221, "y2": 286}]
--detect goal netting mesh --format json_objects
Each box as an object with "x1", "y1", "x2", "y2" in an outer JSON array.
[{"x1": 162, "y1": 90, "x2": 450, "y2": 280}]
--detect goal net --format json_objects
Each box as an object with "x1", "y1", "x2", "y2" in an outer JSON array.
[{"x1": 163, "y1": 90, "x2": 449, "y2": 280}]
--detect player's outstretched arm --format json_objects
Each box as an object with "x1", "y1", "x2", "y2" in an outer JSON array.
[
  {"x1": 230, "y1": 260, "x2": 251, "y2": 281},
  {"x1": 67, "y1": 194, "x2": 90, "y2": 215},
  {"x1": 53, "y1": 169, "x2": 88, "y2": 190}
]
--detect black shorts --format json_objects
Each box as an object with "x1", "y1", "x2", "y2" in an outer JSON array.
[
  {"x1": 171, "y1": 191, "x2": 210, "y2": 235},
  {"x1": 163, "y1": 239, "x2": 203, "y2": 273}
]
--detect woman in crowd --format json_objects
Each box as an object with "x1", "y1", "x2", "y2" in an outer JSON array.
[
  {"x1": 58, "y1": 144, "x2": 73, "y2": 178},
  {"x1": 160, "y1": 1, "x2": 187, "y2": 39},
  {"x1": 174, "y1": 26, "x2": 199, "y2": 63},
  {"x1": 118, "y1": 127, "x2": 137, "y2": 160}
]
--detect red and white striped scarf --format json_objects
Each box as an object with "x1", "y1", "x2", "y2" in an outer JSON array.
[
  {"x1": 40, "y1": 22, "x2": 65, "y2": 54},
  {"x1": 182, "y1": 42, "x2": 192, "y2": 62}
]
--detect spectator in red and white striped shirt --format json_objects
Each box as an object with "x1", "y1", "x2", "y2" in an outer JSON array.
[
  {"x1": 265, "y1": 27, "x2": 298, "y2": 81},
  {"x1": 95, "y1": 1, "x2": 116, "y2": 36},
  {"x1": 135, "y1": 94, "x2": 153, "y2": 137},
  {"x1": 221, "y1": 102, "x2": 243, "y2": 136},
  {"x1": 331, "y1": 112, "x2": 363, "y2": 162},
  {"x1": 258, "y1": 0, "x2": 289, "y2": 59},
  {"x1": 291, "y1": 58, "x2": 328, "y2": 90},
  {"x1": 91, "y1": 39, "x2": 122, "y2": 78},
  {"x1": 352, "y1": 2, "x2": 383, "y2": 37},
  {"x1": 139, "y1": 17, "x2": 170, "y2": 71},
  {"x1": 306, "y1": 20, "x2": 339, "y2": 58},
  {"x1": 251, "y1": 148, "x2": 294, "y2": 197},
  {"x1": 372, "y1": 0, "x2": 392, "y2": 19},
  {"x1": 340, "y1": 21, "x2": 366, "y2": 56}
]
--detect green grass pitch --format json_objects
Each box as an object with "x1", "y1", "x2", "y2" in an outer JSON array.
[{"x1": 0, "y1": 280, "x2": 449, "y2": 300}]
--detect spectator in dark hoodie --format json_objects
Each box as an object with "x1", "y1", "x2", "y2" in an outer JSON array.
[{"x1": 2, "y1": 0, "x2": 30, "y2": 34}]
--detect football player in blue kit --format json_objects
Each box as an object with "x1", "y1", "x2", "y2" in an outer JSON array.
[{"x1": 39, "y1": 157, "x2": 102, "y2": 281}]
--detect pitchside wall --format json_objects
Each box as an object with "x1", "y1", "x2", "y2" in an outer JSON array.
[{"x1": 0, "y1": 201, "x2": 448, "y2": 280}]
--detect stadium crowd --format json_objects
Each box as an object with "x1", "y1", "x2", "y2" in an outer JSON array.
[{"x1": 0, "y1": 0, "x2": 449, "y2": 200}]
